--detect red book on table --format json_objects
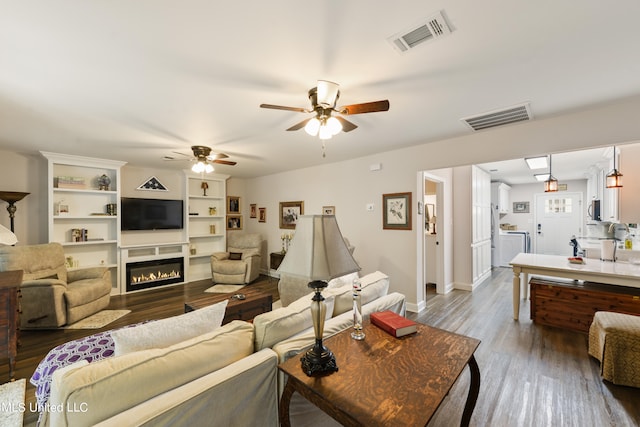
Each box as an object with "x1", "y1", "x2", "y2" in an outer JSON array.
[{"x1": 370, "y1": 310, "x2": 418, "y2": 337}]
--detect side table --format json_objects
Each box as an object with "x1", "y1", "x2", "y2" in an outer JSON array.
[
  {"x1": 0, "y1": 270, "x2": 22, "y2": 381},
  {"x1": 270, "y1": 252, "x2": 285, "y2": 271},
  {"x1": 278, "y1": 319, "x2": 481, "y2": 427}
]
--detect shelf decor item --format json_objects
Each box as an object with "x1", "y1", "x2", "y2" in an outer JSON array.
[
  {"x1": 277, "y1": 215, "x2": 361, "y2": 376},
  {"x1": 97, "y1": 174, "x2": 111, "y2": 191}
]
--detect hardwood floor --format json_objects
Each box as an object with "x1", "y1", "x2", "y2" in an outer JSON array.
[
  {"x1": 2, "y1": 270, "x2": 639, "y2": 426},
  {"x1": 409, "y1": 267, "x2": 640, "y2": 427}
]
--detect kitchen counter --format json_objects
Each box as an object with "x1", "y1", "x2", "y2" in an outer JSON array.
[{"x1": 509, "y1": 253, "x2": 640, "y2": 320}]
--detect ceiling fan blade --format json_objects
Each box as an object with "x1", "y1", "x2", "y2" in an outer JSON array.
[
  {"x1": 286, "y1": 118, "x2": 312, "y2": 131},
  {"x1": 335, "y1": 116, "x2": 358, "y2": 132},
  {"x1": 339, "y1": 100, "x2": 390, "y2": 115},
  {"x1": 212, "y1": 159, "x2": 237, "y2": 166},
  {"x1": 171, "y1": 151, "x2": 193, "y2": 158},
  {"x1": 260, "y1": 103, "x2": 309, "y2": 113},
  {"x1": 206, "y1": 152, "x2": 229, "y2": 161}
]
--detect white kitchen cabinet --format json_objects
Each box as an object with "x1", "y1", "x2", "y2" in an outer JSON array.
[
  {"x1": 185, "y1": 173, "x2": 229, "y2": 281},
  {"x1": 472, "y1": 166, "x2": 492, "y2": 284},
  {"x1": 491, "y1": 182, "x2": 511, "y2": 214},
  {"x1": 42, "y1": 152, "x2": 126, "y2": 294}
]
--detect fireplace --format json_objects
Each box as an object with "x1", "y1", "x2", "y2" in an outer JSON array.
[{"x1": 126, "y1": 257, "x2": 184, "y2": 292}]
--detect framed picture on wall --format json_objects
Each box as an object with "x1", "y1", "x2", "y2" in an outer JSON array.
[
  {"x1": 279, "y1": 201, "x2": 304, "y2": 229},
  {"x1": 513, "y1": 201, "x2": 530, "y2": 213},
  {"x1": 227, "y1": 196, "x2": 240, "y2": 214},
  {"x1": 250, "y1": 203, "x2": 257, "y2": 218},
  {"x1": 382, "y1": 192, "x2": 412, "y2": 230},
  {"x1": 227, "y1": 215, "x2": 243, "y2": 230},
  {"x1": 258, "y1": 207, "x2": 266, "y2": 223},
  {"x1": 322, "y1": 206, "x2": 335, "y2": 215}
]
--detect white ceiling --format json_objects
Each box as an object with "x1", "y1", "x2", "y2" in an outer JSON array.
[{"x1": 1, "y1": 1, "x2": 639, "y2": 178}]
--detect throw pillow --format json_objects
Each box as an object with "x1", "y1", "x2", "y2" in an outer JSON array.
[
  {"x1": 111, "y1": 299, "x2": 228, "y2": 356},
  {"x1": 327, "y1": 272, "x2": 359, "y2": 288},
  {"x1": 228, "y1": 252, "x2": 243, "y2": 260}
]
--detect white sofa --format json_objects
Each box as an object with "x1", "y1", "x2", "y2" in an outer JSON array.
[{"x1": 42, "y1": 271, "x2": 404, "y2": 426}]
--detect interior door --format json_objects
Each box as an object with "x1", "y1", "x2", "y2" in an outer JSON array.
[{"x1": 534, "y1": 192, "x2": 583, "y2": 255}]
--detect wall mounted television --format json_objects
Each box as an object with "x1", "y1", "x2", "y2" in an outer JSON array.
[{"x1": 121, "y1": 197, "x2": 184, "y2": 231}]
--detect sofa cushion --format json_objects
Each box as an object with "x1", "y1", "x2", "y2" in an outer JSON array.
[
  {"x1": 49, "y1": 320, "x2": 254, "y2": 427},
  {"x1": 253, "y1": 293, "x2": 335, "y2": 351},
  {"x1": 326, "y1": 271, "x2": 390, "y2": 317},
  {"x1": 111, "y1": 299, "x2": 228, "y2": 356},
  {"x1": 213, "y1": 259, "x2": 247, "y2": 275},
  {"x1": 327, "y1": 272, "x2": 359, "y2": 289}
]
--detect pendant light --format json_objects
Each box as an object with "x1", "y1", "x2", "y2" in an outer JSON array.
[
  {"x1": 605, "y1": 146, "x2": 623, "y2": 188},
  {"x1": 544, "y1": 154, "x2": 558, "y2": 192}
]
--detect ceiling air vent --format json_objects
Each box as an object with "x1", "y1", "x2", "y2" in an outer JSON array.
[
  {"x1": 461, "y1": 103, "x2": 533, "y2": 131},
  {"x1": 387, "y1": 11, "x2": 451, "y2": 53}
]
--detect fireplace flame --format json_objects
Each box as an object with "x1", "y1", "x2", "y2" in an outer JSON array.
[{"x1": 131, "y1": 269, "x2": 181, "y2": 284}]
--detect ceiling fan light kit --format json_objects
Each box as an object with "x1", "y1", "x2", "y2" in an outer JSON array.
[{"x1": 260, "y1": 79, "x2": 389, "y2": 155}]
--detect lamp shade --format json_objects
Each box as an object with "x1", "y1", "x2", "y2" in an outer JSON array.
[
  {"x1": 277, "y1": 215, "x2": 360, "y2": 281},
  {"x1": 0, "y1": 223, "x2": 17, "y2": 245}
]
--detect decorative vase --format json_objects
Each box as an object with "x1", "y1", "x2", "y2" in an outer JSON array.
[{"x1": 351, "y1": 279, "x2": 365, "y2": 340}]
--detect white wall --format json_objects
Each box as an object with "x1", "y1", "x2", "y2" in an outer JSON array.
[{"x1": 4, "y1": 95, "x2": 640, "y2": 310}]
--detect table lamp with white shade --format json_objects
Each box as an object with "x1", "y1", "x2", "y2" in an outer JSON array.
[
  {"x1": 0, "y1": 223, "x2": 17, "y2": 246},
  {"x1": 277, "y1": 215, "x2": 360, "y2": 376}
]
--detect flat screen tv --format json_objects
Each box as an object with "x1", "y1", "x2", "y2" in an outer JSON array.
[{"x1": 121, "y1": 197, "x2": 184, "y2": 231}]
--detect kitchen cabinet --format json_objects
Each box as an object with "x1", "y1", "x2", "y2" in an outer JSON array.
[
  {"x1": 472, "y1": 166, "x2": 492, "y2": 284},
  {"x1": 491, "y1": 182, "x2": 511, "y2": 214}
]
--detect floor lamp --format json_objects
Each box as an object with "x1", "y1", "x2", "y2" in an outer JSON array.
[{"x1": 0, "y1": 191, "x2": 30, "y2": 234}]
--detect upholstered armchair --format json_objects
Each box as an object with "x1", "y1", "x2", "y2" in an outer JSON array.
[
  {"x1": 211, "y1": 233, "x2": 262, "y2": 284},
  {"x1": 0, "y1": 243, "x2": 111, "y2": 328}
]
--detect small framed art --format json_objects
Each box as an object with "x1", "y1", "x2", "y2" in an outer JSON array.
[
  {"x1": 227, "y1": 215, "x2": 243, "y2": 230},
  {"x1": 382, "y1": 192, "x2": 412, "y2": 230},
  {"x1": 227, "y1": 196, "x2": 240, "y2": 214},
  {"x1": 279, "y1": 201, "x2": 304, "y2": 229}
]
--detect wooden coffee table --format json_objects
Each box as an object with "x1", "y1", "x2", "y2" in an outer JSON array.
[
  {"x1": 278, "y1": 320, "x2": 481, "y2": 427},
  {"x1": 184, "y1": 286, "x2": 272, "y2": 324}
]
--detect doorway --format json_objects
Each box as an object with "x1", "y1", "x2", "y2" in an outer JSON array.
[
  {"x1": 533, "y1": 192, "x2": 583, "y2": 255},
  {"x1": 418, "y1": 171, "x2": 450, "y2": 299}
]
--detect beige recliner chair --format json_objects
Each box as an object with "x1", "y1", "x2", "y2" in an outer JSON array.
[
  {"x1": 0, "y1": 242, "x2": 111, "y2": 328},
  {"x1": 211, "y1": 233, "x2": 263, "y2": 284}
]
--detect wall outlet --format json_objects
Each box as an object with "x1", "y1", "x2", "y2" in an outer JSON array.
[{"x1": 366, "y1": 203, "x2": 374, "y2": 211}]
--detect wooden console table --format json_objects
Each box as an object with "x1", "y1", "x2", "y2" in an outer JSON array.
[
  {"x1": 269, "y1": 252, "x2": 285, "y2": 271},
  {"x1": 0, "y1": 270, "x2": 22, "y2": 381},
  {"x1": 278, "y1": 320, "x2": 481, "y2": 427},
  {"x1": 510, "y1": 253, "x2": 640, "y2": 320}
]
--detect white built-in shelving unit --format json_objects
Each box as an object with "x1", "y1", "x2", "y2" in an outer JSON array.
[
  {"x1": 185, "y1": 173, "x2": 229, "y2": 281},
  {"x1": 41, "y1": 151, "x2": 126, "y2": 294}
]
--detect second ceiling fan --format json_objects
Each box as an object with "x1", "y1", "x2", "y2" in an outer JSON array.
[{"x1": 260, "y1": 80, "x2": 390, "y2": 141}]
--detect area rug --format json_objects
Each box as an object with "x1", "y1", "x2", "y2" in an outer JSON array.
[
  {"x1": 64, "y1": 309, "x2": 131, "y2": 329},
  {"x1": 0, "y1": 379, "x2": 25, "y2": 427},
  {"x1": 205, "y1": 284, "x2": 245, "y2": 294}
]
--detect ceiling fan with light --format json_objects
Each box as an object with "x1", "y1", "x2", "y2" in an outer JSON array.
[
  {"x1": 163, "y1": 145, "x2": 237, "y2": 173},
  {"x1": 260, "y1": 80, "x2": 389, "y2": 155}
]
